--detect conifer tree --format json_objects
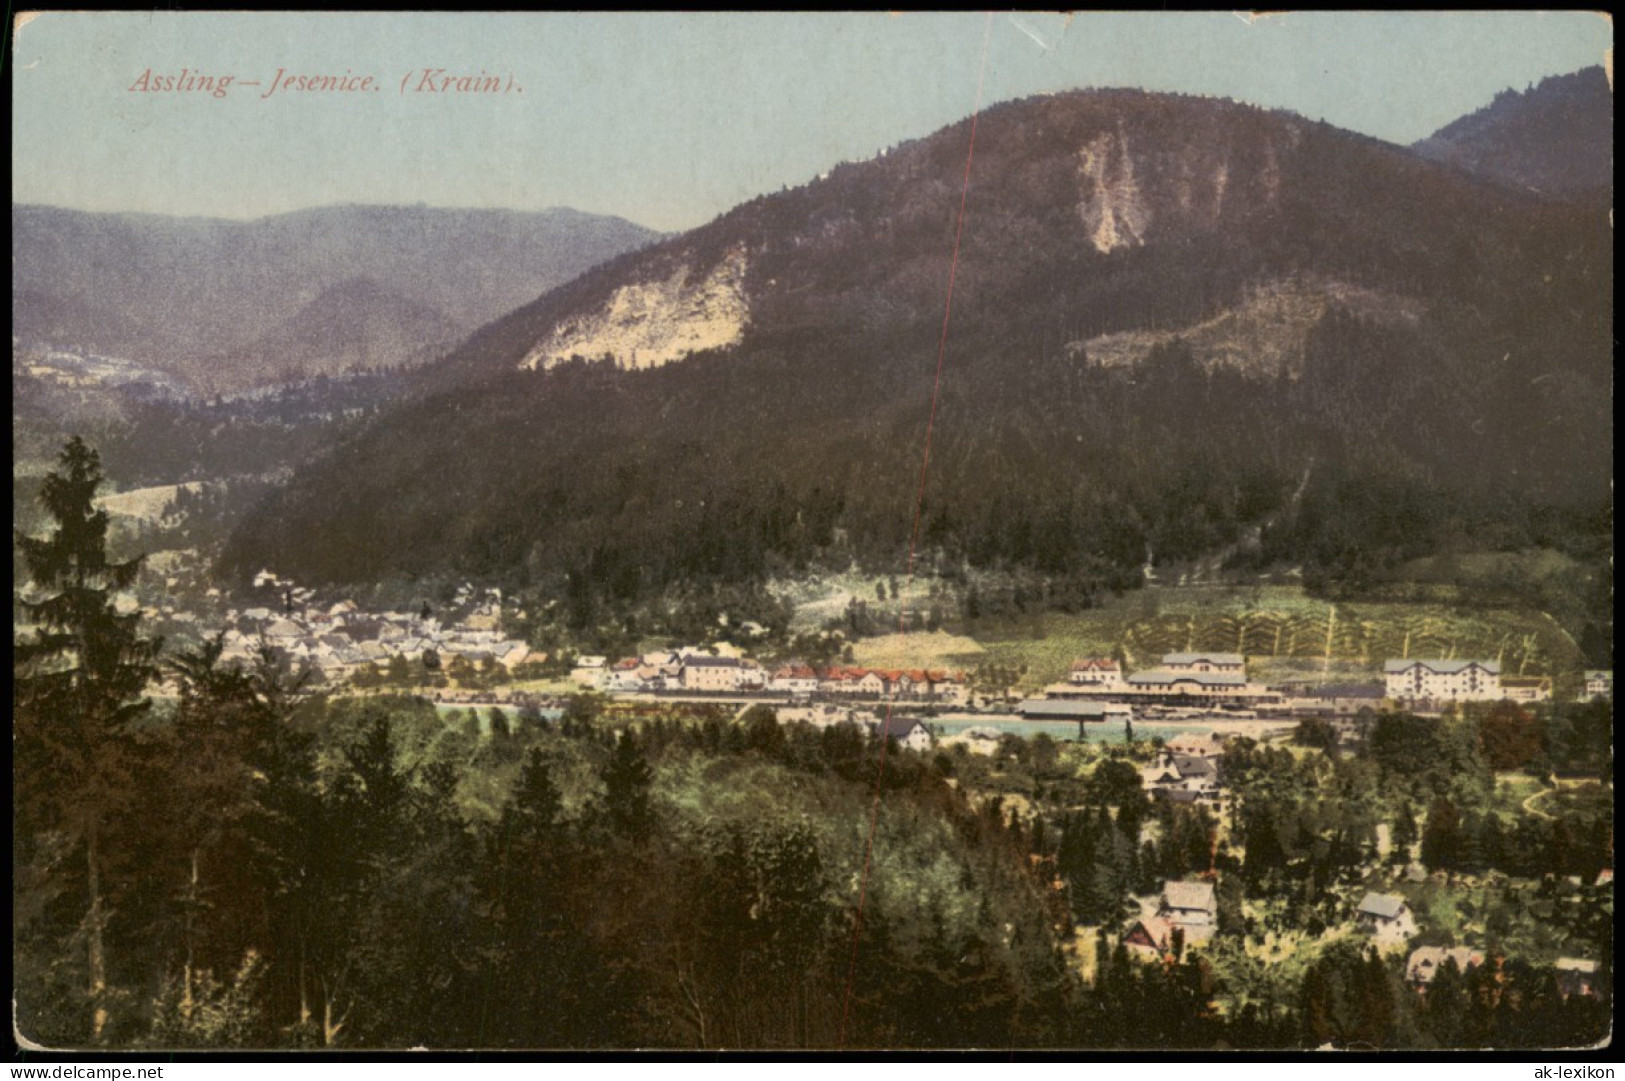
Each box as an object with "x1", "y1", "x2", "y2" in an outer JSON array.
[
  {"x1": 602, "y1": 730, "x2": 654, "y2": 839},
  {"x1": 14, "y1": 437, "x2": 162, "y2": 1042}
]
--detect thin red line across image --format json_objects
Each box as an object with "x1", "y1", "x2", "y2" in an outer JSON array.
[{"x1": 838, "y1": 10, "x2": 995, "y2": 1048}]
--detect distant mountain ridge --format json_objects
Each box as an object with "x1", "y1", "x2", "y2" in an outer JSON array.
[
  {"x1": 11, "y1": 203, "x2": 661, "y2": 392},
  {"x1": 224, "y1": 87, "x2": 1612, "y2": 600},
  {"x1": 1412, "y1": 66, "x2": 1612, "y2": 195}
]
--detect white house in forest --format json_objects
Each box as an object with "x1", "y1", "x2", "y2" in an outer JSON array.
[
  {"x1": 869, "y1": 715, "x2": 934, "y2": 753},
  {"x1": 1356, "y1": 892, "x2": 1419, "y2": 947},
  {"x1": 1157, "y1": 880, "x2": 1217, "y2": 938}
]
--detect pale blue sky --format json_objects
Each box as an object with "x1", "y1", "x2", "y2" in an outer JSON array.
[{"x1": 11, "y1": 11, "x2": 1612, "y2": 232}]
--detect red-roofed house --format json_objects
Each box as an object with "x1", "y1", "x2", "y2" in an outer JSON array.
[{"x1": 1069, "y1": 658, "x2": 1123, "y2": 687}]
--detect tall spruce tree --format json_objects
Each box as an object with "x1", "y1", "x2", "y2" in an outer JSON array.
[
  {"x1": 601, "y1": 730, "x2": 653, "y2": 839},
  {"x1": 14, "y1": 437, "x2": 162, "y2": 1042}
]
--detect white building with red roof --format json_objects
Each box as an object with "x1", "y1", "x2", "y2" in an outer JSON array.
[{"x1": 1068, "y1": 658, "x2": 1123, "y2": 687}]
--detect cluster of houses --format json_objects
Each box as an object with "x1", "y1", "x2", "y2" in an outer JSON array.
[
  {"x1": 574, "y1": 652, "x2": 970, "y2": 705},
  {"x1": 1140, "y1": 736, "x2": 1225, "y2": 810},
  {"x1": 1033, "y1": 651, "x2": 1597, "y2": 723},
  {"x1": 574, "y1": 651, "x2": 765, "y2": 693},
  {"x1": 1403, "y1": 948, "x2": 1595, "y2": 996},
  {"x1": 1124, "y1": 880, "x2": 1217, "y2": 957},
  {"x1": 1362, "y1": 894, "x2": 1600, "y2": 998},
  {"x1": 208, "y1": 591, "x2": 538, "y2": 687},
  {"x1": 1120, "y1": 883, "x2": 1600, "y2": 1001},
  {"x1": 728, "y1": 699, "x2": 941, "y2": 752},
  {"x1": 181, "y1": 570, "x2": 1608, "y2": 730}
]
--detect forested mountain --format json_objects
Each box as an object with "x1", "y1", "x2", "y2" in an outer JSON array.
[
  {"x1": 1412, "y1": 66, "x2": 1612, "y2": 195},
  {"x1": 222, "y1": 89, "x2": 1613, "y2": 607},
  {"x1": 11, "y1": 204, "x2": 660, "y2": 392}
]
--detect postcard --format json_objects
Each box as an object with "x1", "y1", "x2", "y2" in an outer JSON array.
[{"x1": 11, "y1": 11, "x2": 1614, "y2": 1053}]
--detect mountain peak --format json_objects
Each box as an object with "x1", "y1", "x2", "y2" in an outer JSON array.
[
  {"x1": 427, "y1": 86, "x2": 1515, "y2": 390},
  {"x1": 1411, "y1": 66, "x2": 1612, "y2": 195},
  {"x1": 225, "y1": 89, "x2": 1611, "y2": 593}
]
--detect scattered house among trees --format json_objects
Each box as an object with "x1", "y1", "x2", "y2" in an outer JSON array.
[
  {"x1": 1554, "y1": 958, "x2": 1599, "y2": 998},
  {"x1": 1124, "y1": 879, "x2": 1217, "y2": 957},
  {"x1": 1356, "y1": 892, "x2": 1419, "y2": 947},
  {"x1": 1582, "y1": 670, "x2": 1612, "y2": 700},
  {"x1": 1383, "y1": 659, "x2": 1502, "y2": 703},
  {"x1": 869, "y1": 715, "x2": 934, "y2": 753},
  {"x1": 1122, "y1": 916, "x2": 1182, "y2": 959},
  {"x1": 1142, "y1": 749, "x2": 1224, "y2": 809},
  {"x1": 1406, "y1": 946, "x2": 1483, "y2": 988},
  {"x1": 1157, "y1": 880, "x2": 1217, "y2": 940}
]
